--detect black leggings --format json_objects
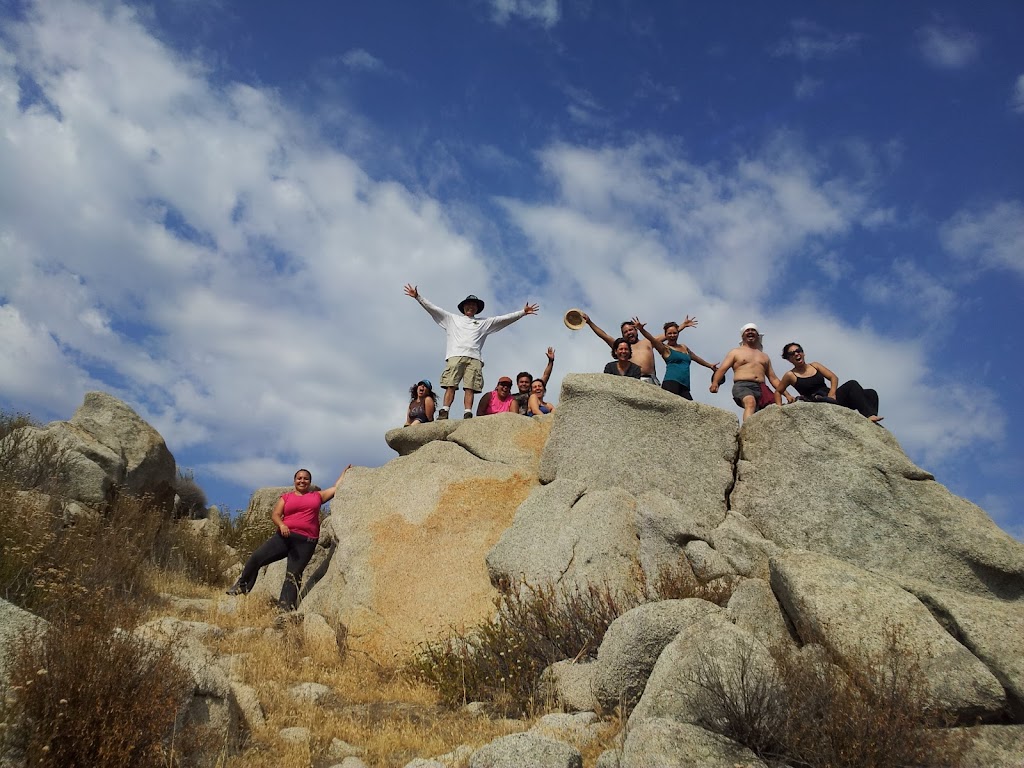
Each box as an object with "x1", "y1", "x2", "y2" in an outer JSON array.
[
  {"x1": 661, "y1": 380, "x2": 693, "y2": 400},
  {"x1": 237, "y1": 532, "x2": 317, "y2": 610},
  {"x1": 836, "y1": 380, "x2": 879, "y2": 418}
]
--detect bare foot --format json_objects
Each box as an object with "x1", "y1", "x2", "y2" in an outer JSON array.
[{"x1": 869, "y1": 415, "x2": 884, "y2": 423}]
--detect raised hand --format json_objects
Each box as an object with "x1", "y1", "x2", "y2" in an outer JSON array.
[
  {"x1": 546, "y1": 347, "x2": 555, "y2": 361},
  {"x1": 680, "y1": 315, "x2": 698, "y2": 330},
  {"x1": 524, "y1": 302, "x2": 540, "y2": 315},
  {"x1": 403, "y1": 284, "x2": 419, "y2": 299}
]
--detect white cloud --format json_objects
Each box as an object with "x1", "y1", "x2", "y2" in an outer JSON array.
[
  {"x1": 1010, "y1": 74, "x2": 1024, "y2": 114},
  {"x1": 0, "y1": 0, "x2": 489, "y2": 489},
  {"x1": 916, "y1": 23, "x2": 979, "y2": 70},
  {"x1": 488, "y1": 0, "x2": 560, "y2": 28},
  {"x1": 0, "y1": 0, "x2": 1011, "y2": 532},
  {"x1": 941, "y1": 200, "x2": 1024, "y2": 277},
  {"x1": 772, "y1": 19, "x2": 861, "y2": 61},
  {"x1": 341, "y1": 48, "x2": 383, "y2": 72},
  {"x1": 860, "y1": 259, "x2": 957, "y2": 323}
]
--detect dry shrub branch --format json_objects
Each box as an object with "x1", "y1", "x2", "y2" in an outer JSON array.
[
  {"x1": 691, "y1": 627, "x2": 971, "y2": 768},
  {"x1": 0, "y1": 622, "x2": 191, "y2": 768},
  {"x1": 413, "y1": 581, "x2": 637, "y2": 717}
]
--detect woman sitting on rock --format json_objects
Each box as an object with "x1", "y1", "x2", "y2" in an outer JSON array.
[
  {"x1": 631, "y1": 316, "x2": 717, "y2": 400},
  {"x1": 527, "y1": 378, "x2": 555, "y2": 416},
  {"x1": 227, "y1": 465, "x2": 352, "y2": 610},
  {"x1": 775, "y1": 342, "x2": 883, "y2": 423},
  {"x1": 405, "y1": 379, "x2": 437, "y2": 425},
  {"x1": 603, "y1": 338, "x2": 642, "y2": 378}
]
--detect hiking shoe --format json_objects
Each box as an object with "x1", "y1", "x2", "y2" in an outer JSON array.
[
  {"x1": 226, "y1": 582, "x2": 246, "y2": 596},
  {"x1": 437, "y1": 409, "x2": 449, "y2": 420}
]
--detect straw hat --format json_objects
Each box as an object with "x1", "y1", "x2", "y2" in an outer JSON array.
[{"x1": 563, "y1": 308, "x2": 585, "y2": 330}]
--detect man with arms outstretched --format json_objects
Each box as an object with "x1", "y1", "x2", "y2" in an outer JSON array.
[{"x1": 404, "y1": 284, "x2": 539, "y2": 419}]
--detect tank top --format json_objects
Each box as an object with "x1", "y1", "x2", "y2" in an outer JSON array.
[
  {"x1": 792, "y1": 369, "x2": 828, "y2": 399},
  {"x1": 663, "y1": 348, "x2": 692, "y2": 388}
]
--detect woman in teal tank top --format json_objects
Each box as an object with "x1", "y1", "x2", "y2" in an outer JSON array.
[{"x1": 632, "y1": 317, "x2": 718, "y2": 400}]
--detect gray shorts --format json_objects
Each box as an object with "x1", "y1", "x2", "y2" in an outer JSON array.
[
  {"x1": 732, "y1": 380, "x2": 761, "y2": 407},
  {"x1": 640, "y1": 373, "x2": 661, "y2": 386}
]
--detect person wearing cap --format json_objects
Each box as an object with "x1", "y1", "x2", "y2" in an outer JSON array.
[
  {"x1": 710, "y1": 323, "x2": 788, "y2": 421},
  {"x1": 477, "y1": 376, "x2": 521, "y2": 416},
  {"x1": 404, "y1": 284, "x2": 539, "y2": 419},
  {"x1": 405, "y1": 379, "x2": 437, "y2": 426},
  {"x1": 514, "y1": 347, "x2": 555, "y2": 414}
]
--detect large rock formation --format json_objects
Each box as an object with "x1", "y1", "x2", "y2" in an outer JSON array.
[
  {"x1": 294, "y1": 413, "x2": 550, "y2": 655},
  {"x1": 8, "y1": 391, "x2": 176, "y2": 511},
  {"x1": 244, "y1": 373, "x2": 1024, "y2": 763}
]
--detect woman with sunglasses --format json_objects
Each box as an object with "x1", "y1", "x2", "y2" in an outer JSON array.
[{"x1": 775, "y1": 343, "x2": 883, "y2": 423}]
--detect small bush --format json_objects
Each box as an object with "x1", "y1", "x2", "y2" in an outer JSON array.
[
  {"x1": 0, "y1": 620, "x2": 191, "y2": 768},
  {"x1": 151, "y1": 522, "x2": 233, "y2": 587},
  {"x1": 651, "y1": 554, "x2": 735, "y2": 606},
  {"x1": 222, "y1": 509, "x2": 277, "y2": 562},
  {"x1": 412, "y1": 582, "x2": 640, "y2": 717},
  {"x1": 0, "y1": 410, "x2": 73, "y2": 494},
  {"x1": 0, "y1": 484, "x2": 163, "y2": 623},
  {"x1": 691, "y1": 629, "x2": 971, "y2": 768},
  {"x1": 172, "y1": 469, "x2": 208, "y2": 519}
]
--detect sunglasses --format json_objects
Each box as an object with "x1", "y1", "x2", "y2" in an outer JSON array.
[{"x1": 785, "y1": 347, "x2": 804, "y2": 358}]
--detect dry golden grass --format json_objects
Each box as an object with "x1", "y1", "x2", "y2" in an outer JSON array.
[{"x1": 135, "y1": 582, "x2": 530, "y2": 768}]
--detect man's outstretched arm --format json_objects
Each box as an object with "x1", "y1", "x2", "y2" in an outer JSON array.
[
  {"x1": 404, "y1": 283, "x2": 449, "y2": 325},
  {"x1": 582, "y1": 312, "x2": 615, "y2": 348}
]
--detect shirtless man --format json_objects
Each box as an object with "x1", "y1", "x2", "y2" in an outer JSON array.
[
  {"x1": 583, "y1": 313, "x2": 698, "y2": 385},
  {"x1": 582, "y1": 315, "x2": 651, "y2": 383},
  {"x1": 710, "y1": 323, "x2": 787, "y2": 421}
]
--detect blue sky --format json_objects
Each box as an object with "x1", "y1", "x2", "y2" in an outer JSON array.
[{"x1": 1, "y1": 0, "x2": 1022, "y2": 537}]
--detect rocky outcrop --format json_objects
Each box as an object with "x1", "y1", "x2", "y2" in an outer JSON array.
[
  {"x1": 770, "y1": 550, "x2": 1006, "y2": 720},
  {"x1": 298, "y1": 428, "x2": 541, "y2": 655},
  {"x1": 731, "y1": 403, "x2": 1024, "y2": 600},
  {"x1": 10, "y1": 392, "x2": 176, "y2": 511}
]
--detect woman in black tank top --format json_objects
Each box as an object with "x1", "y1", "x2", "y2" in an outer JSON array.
[{"x1": 775, "y1": 343, "x2": 883, "y2": 423}]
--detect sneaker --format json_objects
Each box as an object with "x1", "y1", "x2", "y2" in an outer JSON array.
[
  {"x1": 437, "y1": 409, "x2": 449, "y2": 420},
  {"x1": 463, "y1": 411, "x2": 473, "y2": 419},
  {"x1": 226, "y1": 582, "x2": 246, "y2": 596}
]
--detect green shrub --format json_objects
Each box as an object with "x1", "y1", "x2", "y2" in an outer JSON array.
[{"x1": 0, "y1": 619, "x2": 191, "y2": 768}]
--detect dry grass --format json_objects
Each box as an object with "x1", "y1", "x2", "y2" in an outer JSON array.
[{"x1": 174, "y1": 590, "x2": 529, "y2": 768}]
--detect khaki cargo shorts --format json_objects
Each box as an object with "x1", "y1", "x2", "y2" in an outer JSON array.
[{"x1": 440, "y1": 356, "x2": 484, "y2": 392}]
